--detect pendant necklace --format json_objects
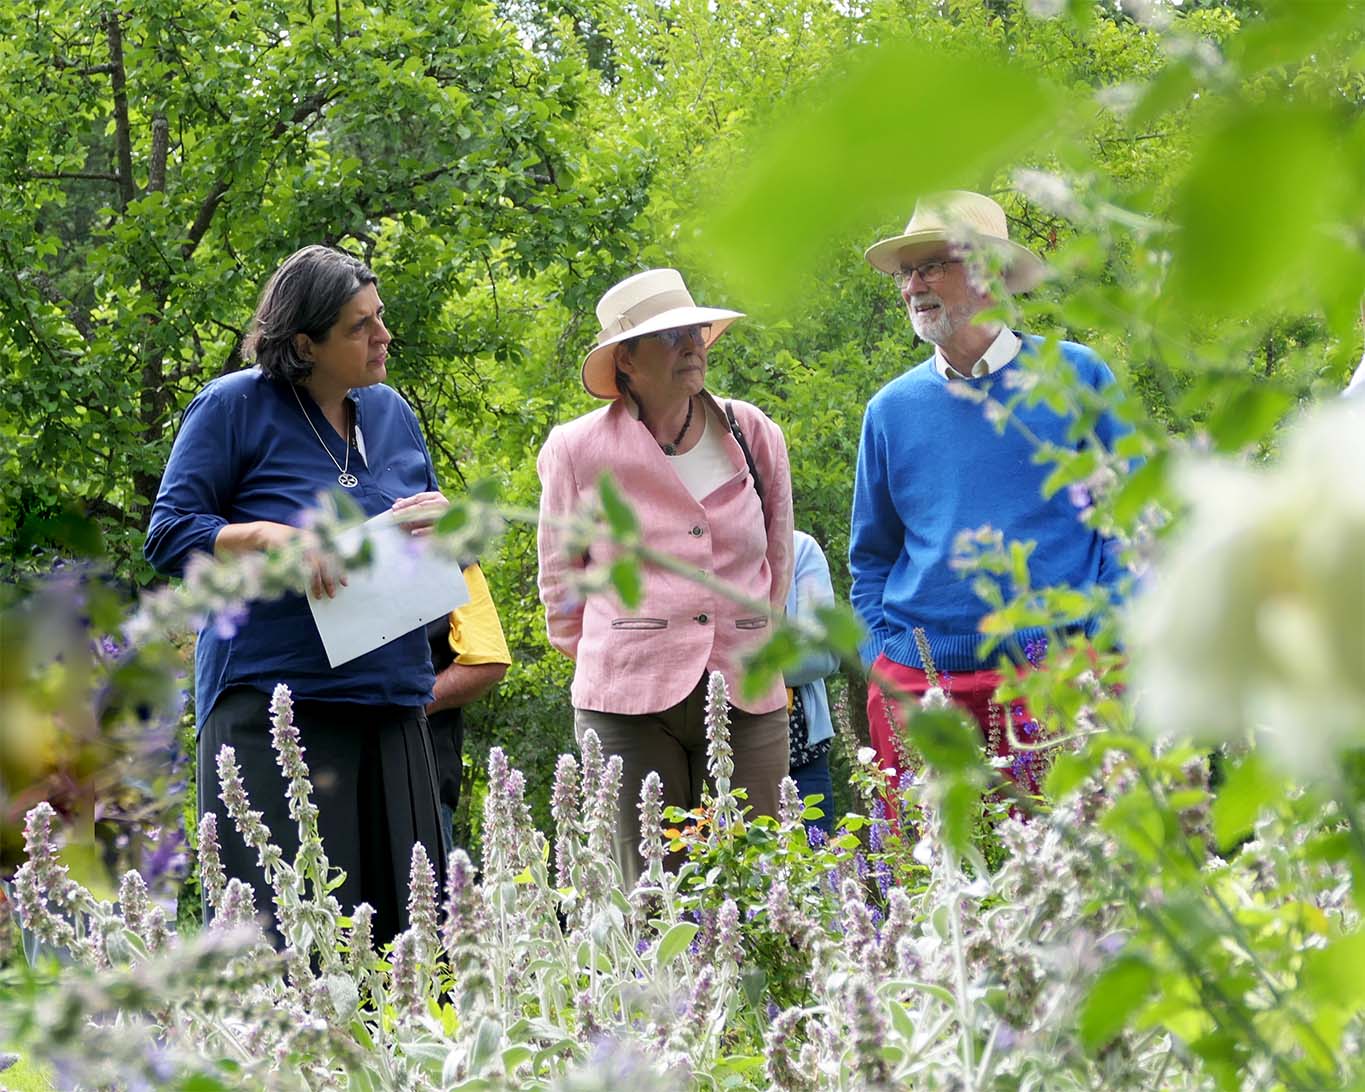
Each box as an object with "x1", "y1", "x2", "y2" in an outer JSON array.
[
  {"x1": 660, "y1": 397, "x2": 695, "y2": 456},
  {"x1": 292, "y1": 383, "x2": 358, "y2": 488}
]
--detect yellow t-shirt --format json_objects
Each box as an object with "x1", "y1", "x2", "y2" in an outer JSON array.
[{"x1": 448, "y1": 564, "x2": 512, "y2": 666}]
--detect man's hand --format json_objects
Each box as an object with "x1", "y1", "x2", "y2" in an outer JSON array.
[{"x1": 427, "y1": 661, "x2": 507, "y2": 714}]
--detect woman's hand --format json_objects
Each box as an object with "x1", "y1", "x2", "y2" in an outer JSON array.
[
  {"x1": 214, "y1": 520, "x2": 346, "y2": 599},
  {"x1": 390, "y1": 491, "x2": 450, "y2": 536}
]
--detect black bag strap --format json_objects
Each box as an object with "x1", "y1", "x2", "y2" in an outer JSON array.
[{"x1": 725, "y1": 400, "x2": 767, "y2": 521}]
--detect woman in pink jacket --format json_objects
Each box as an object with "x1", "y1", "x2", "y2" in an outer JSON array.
[{"x1": 536, "y1": 268, "x2": 794, "y2": 889}]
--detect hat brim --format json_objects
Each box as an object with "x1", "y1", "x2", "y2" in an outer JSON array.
[
  {"x1": 581, "y1": 306, "x2": 744, "y2": 399},
  {"x1": 864, "y1": 229, "x2": 1047, "y2": 293}
]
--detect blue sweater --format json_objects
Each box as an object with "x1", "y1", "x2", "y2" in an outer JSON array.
[
  {"x1": 145, "y1": 368, "x2": 440, "y2": 721},
  {"x1": 849, "y1": 336, "x2": 1128, "y2": 672}
]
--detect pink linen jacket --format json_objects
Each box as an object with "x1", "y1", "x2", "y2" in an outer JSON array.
[{"x1": 536, "y1": 393, "x2": 794, "y2": 715}]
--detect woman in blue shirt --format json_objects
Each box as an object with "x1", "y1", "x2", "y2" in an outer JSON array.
[{"x1": 146, "y1": 245, "x2": 449, "y2": 945}]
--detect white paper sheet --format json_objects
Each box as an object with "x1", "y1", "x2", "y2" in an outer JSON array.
[{"x1": 308, "y1": 511, "x2": 470, "y2": 668}]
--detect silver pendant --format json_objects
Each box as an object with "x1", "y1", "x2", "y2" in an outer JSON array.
[{"x1": 338, "y1": 472, "x2": 359, "y2": 488}]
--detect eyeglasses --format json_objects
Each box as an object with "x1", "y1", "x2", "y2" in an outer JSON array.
[
  {"x1": 648, "y1": 324, "x2": 711, "y2": 349},
  {"x1": 893, "y1": 259, "x2": 963, "y2": 288}
]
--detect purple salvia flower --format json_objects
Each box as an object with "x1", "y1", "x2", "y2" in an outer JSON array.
[
  {"x1": 766, "y1": 879, "x2": 803, "y2": 944},
  {"x1": 441, "y1": 849, "x2": 479, "y2": 957},
  {"x1": 894, "y1": 935, "x2": 924, "y2": 977},
  {"x1": 140, "y1": 827, "x2": 188, "y2": 893},
  {"x1": 684, "y1": 965, "x2": 717, "y2": 1027},
  {"x1": 764, "y1": 1008, "x2": 812, "y2": 1092},
  {"x1": 716, "y1": 898, "x2": 741, "y2": 966},
  {"x1": 117, "y1": 869, "x2": 152, "y2": 944},
  {"x1": 346, "y1": 903, "x2": 374, "y2": 977},
  {"x1": 869, "y1": 797, "x2": 887, "y2": 854},
  {"x1": 638, "y1": 770, "x2": 665, "y2": 871},
  {"x1": 217, "y1": 877, "x2": 259, "y2": 933},
  {"x1": 777, "y1": 777, "x2": 803, "y2": 828},
  {"x1": 406, "y1": 842, "x2": 439, "y2": 966},
  {"x1": 388, "y1": 929, "x2": 423, "y2": 1018},
  {"x1": 506, "y1": 767, "x2": 536, "y2": 852},
  {"x1": 840, "y1": 878, "x2": 879, "y2": 977},
  {"x1": 198, "y1": 813, "x2": 227, "y2": 917},
  {"x1": 482, "y1": 747, "x2": 516, "y2": 877},
  {"x1": 704, "y1": 671, "x2": 734, "y2": 787},
  {"x1": 880, "y1": 888, "x2": 913, "y2": 972},
  {"x1": 216, "y1": 745, "x2": 285, "y2": 883},
  {"x1": 575, "y1": 988, "x2": 600, "y2": 1040},
  {"x1": 441, "y1": 848, "x2": 491, "y2": 1006},
  {"x1": 875, "y1": 860, "x2": 894, "y2": 900},
  {"x1": 579, "y1": 729, "x2": 605, "y2": 816},
  {"x1": 845, "y1": 974, "x2": 892, "y2": 1088},
  {"x1": 212, "y1": 602, "x2": 249, "y2": 639},
  {"x1": 284, "y1": 944, "x2": 314, "y2": 993},
  {"x1": 592, "y1": 754, "x2": 623, "y2": 854},
  {"x1": 551, "y1": 753, "x2": 580, "y2": 887},
  {"x1": 11, "y1": 803, "x2": 82, "y2": 950}
]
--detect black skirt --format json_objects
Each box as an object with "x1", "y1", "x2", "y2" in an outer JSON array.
[{"x1": 199, "y1": 686, "x2": 447, "y2": 948}]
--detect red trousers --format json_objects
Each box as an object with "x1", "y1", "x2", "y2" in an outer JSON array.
[{"x1": 865, "y1": 653, "x2": 1047, "y2": 795}]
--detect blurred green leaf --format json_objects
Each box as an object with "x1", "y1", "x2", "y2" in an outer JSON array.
[
  {"x1": 1078, "y1": 953, "x2": 1157, "y2": 1050},
  {"x1": 1210, "y1": 752, "x2": 1283, "y2": 850},
  {"x1": 1206, "y1": 383, "x2": 1295, "y2": 453},
  {"x1": 905, "y1": 707, "x2": 984, "y2": 775},
  {"x1": 695, "y1": 39, "x2": 1067, "y2": 309},
  {"x1": 1168, "y1": 102, "x2": 1352, "y2": 321},
  {"x1": 814, "y1": 603, "x2": 864, "y2": 662},
  {"x1": 597, "y1": 473, "x2": 639, "y2": 541},
  {"x1": 740, "y1": 627, "x2": 801, "y2": 700},
  {"x1": 1045, "y1": 751, "x2": 1094, "y2": 800},
  {"x1": 608, "y1": 558, "x2": 641, "y2": 608}
]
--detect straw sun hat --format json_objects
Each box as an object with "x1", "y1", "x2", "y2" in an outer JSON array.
[
  {"x1": 581, "y1": 269, "x2": 743, "y2": 399},
  {"x1": 864, "y1": 190, "x2": 1046, "y2": 293}
]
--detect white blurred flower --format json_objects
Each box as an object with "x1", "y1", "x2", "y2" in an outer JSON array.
[
  {"x1": 1013, "y1": 168, "x2": 1080, "y2": 218},
  {"x1": 856, "y1": 746, "x2": 877, "y2": 765},
  {"x1": 1130, "y1": 404, "x2": 1365, "y2": 778}
]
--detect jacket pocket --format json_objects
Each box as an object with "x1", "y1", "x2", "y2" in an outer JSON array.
[
  {"x1": 735, "y1": 617, "x2": 769, "y2": 630},
  {"x1": 611, "y1": 617, "x2": 669, "y2": 630}
]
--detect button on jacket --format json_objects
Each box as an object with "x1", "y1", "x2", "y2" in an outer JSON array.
[{"x1": 536, "y1": 394, "x2": 794, "y2": 716}]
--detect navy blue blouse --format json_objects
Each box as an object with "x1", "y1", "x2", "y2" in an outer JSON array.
[{"x1": 145, "y1": 367, "x2": 440, "y2": 720}]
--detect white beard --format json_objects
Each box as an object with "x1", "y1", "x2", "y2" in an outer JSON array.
[{"x1": 908, "y1": 292, "x2": 982, "y2": 346}]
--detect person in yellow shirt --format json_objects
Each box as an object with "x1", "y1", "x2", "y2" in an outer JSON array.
[{"x1": 425, "y1": 563, "x2": 511, "y2": 851}]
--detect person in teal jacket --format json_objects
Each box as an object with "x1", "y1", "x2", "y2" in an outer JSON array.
[{"x1": 785, "y1": 530, "x2": 839, "y2": 835}]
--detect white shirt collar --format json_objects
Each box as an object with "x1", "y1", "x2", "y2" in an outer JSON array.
[{"x1": 934, "y1": 326, "x2": 1021, "y2": 381}]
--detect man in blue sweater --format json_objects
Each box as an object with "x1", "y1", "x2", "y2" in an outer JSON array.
[{"x1": 850, "y1": 190, "x2": 1130, "y2": 790}]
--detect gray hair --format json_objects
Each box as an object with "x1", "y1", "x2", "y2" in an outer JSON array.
[{"x1": 242, "y1": 245, "x2": 377, "y2": 383}]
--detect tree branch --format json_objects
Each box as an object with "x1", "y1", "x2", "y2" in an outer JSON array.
[
  {"x1": 103, "y1": 13, "x2": 136, "y2": 211},
  {"x1": 181, "y1": 90, "x2": 340, "y2": 262},
  {"x1": 148, "y1": 112, "x2": 169, "y2": 193},
  {"x1": 27, "y1": 171, "x2": 121, "y2": 183},
  {"x1": 29, "y1": 271, "x2": 95, "y2": 343},
  {"x1": 53, "y1": 59, "x2": 116, "y2": 76}
]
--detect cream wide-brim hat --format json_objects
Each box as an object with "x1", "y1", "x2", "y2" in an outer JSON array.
[
  {"x1": 864, "y1": 190, "x2": 1047, "y2": 293},
  {"x1": 581, "y1": 268, "x2": 744, "y2": 400}
]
